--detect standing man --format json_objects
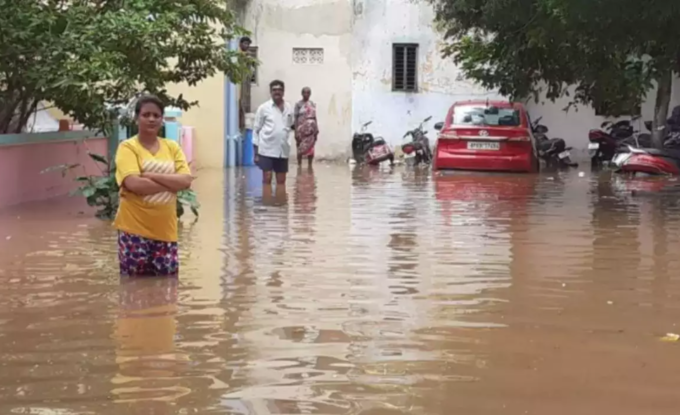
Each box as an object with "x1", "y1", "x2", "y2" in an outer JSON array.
[{"x1": 253, "y1": 80, "x2": 293, "y2": 185}]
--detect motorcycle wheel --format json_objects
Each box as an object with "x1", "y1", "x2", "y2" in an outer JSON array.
[
  {"x1": 561, "y1": 157, "x2": 578, "y2": 168},
  {"x1": 591, "y1": 157, "x2": 603, "y2": 171},
  {"x1": 532, "y1": 153, "x2": 540, "y2": 172}
]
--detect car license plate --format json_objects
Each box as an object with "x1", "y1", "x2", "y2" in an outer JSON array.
[
  {"x1": 467, "y1": 141, "x2": 500, "y2": 150},
  {"x1": 558, "y1": 150, "x2": 570, "y2": 159},
  {"x1": 588, "y1": 142, "x2": 599, "y2": 150}
]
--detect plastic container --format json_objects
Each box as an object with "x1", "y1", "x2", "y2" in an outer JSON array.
[
  {"x1": 235, "y1": 133, "x2": 243, "y2": 166},
  {"x1": 163, "y1": 107, "x2": 183, "y2": 143},
  {"x1": 242, "y1": 129, "x2": 254, "y2": 166},
  {"x1": 181, "y1": 126, "x2": 194, "y2": 165}
]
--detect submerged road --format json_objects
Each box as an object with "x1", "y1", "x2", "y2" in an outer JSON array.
[{"x1": 1, "y1": 165, "x2": 679, "y2": 414}]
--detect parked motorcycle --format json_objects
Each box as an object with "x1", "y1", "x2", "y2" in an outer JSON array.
[
  {"x1": 612, "y1": 130, "x2": 680, "y2": 176},
  {"x1": 610, "y1": 106, "x2": 680, "y2": 175},
  {"x1": 588, "y1": 118, "x2": 635, "y2": 162},
  {"x1": 531, "y1": 117, "x2": 578, "y2": 168},
  {"x1": 588, "y1": 117, "x2": 654, "y2": 164},
  {"x1": 401, "y1": 116, "x2": 433, "y2": 166},
  {"x1": 352, "y1": 121, "x2": 395, "y2": 166},
  {"x1": 612, "y1": 145, "x2": 680, "y2": 176}
]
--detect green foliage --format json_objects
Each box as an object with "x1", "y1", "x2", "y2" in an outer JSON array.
[
  {"x1": 43, "y1": 152, "x2": 200, "y2": 221},
  {"x1": 177, "y1": 189, "x2": 200, "y2": 218},
  {"x1": 0, "y1": 0, "x2": 256, "y2": 135},
  {"x1": 427, "y1": 0, "x2": 680, "y2": 132}
]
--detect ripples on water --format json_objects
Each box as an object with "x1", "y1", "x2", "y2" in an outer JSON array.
[{"x1": 1, "y1": 166, "x2": 680, "y2": 414}]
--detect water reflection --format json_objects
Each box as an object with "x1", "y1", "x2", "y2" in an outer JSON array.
[
  {"x1": 1, "y1": 166, "x2": 680, "y2": 414},
  {"x1": 112, "y1": 277, "x2": 189, "y2": 404},
  {"x1": 262, "y1": 185, "x2": 288, "y2": 207}
]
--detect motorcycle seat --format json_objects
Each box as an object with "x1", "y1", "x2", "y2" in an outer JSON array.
[
  {"x1": 538, "y1": 138, "x2": 565, "y2": 152},
  {"x1": 643, "y1": 148, "x2": 680, "y2": 160}
]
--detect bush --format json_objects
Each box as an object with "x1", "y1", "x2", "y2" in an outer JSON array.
[{"x1": 44, "y1": 152, "x2": 199, "y2": 220}]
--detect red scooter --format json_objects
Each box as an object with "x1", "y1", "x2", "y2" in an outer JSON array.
[
  {"x1": 351, "y1": 121, "x2": 395, "y2": 166},
  {"x1": 609, "y1": 106, "x2": 680, "y2": 175},
  {"x1": 612, "y1": 132, "x2": 680, "y2": 176}
]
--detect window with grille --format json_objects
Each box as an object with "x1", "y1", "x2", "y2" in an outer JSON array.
[
  {"x1": 292, "y1": 48, "x2": 324, "y2": 64},
  {"x1": 247, "y1": 46, "x2": 258, "y2": 84},
  {"x1": 392, "y1": 43, "x2": 418, "y2": 92}
]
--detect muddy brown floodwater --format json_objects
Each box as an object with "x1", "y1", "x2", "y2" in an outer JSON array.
[{"x1": 2, "y1": 165, "x2": 680, "y2": 414}]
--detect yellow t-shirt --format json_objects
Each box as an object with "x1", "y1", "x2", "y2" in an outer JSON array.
[{"x1": 113, "y1": 137, "x2": 191, "y2": 242}]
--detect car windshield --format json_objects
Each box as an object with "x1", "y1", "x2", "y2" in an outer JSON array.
[{"x1": 452, "y1": 105, "x2": 521, "y2": 126}]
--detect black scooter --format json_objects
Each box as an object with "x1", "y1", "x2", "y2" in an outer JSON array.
[
  {"x1": 532, "y1": 117, "x2": 578, "y2": 168},
  {"x1": 401, "y1": 116, "x2": 433, "y2": 166}
]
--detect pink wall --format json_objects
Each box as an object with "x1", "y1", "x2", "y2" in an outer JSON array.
[{"x1": 0, "y1": 138, "x2": 108, "y2": 209}]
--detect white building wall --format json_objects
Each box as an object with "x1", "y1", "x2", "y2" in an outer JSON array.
[
  {"x1": 525, "y1": 78, "x2": 680, "y2": 155},
  {"x1": 243, "y1": 0, "x2": 353, "y2": 160},
  {"x1": 243, "y1": 0, "x2": 679, "y2": 160},
  {"x1": 350, "y1": 0, "x2": 503, "y2": 149}
]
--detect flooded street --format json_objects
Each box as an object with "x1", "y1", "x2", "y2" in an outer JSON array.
[{"x1": 2, "y1": 165, "x2": 680, "y2": 414}]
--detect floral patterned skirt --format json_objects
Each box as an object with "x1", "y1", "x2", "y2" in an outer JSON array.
[
  {"x1": 118, "y1": 231, "x2": 179, "y2": 277},
  {"x1": 296, "y1": 119, "x2": 318, "y2": 157}
]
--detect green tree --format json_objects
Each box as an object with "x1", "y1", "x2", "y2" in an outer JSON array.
[
  {"x1": 428, "y1": 0, "x2": 680, "y2": 148},
  {"x1": 0, "y1": 0, "x2": 255, "y2": 135}
]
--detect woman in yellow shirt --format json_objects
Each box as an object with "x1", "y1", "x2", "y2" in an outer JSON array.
[{"x1": 113, "y1": 95, "x2": 194, "y2": 277}]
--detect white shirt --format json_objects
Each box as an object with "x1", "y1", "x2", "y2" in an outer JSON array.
[{"x1": 253, "y1": 99, "x2": 294, "y2": 158}]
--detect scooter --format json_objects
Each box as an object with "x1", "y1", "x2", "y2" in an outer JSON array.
[
  {"x1": 588, "y1": 118, "x2": 637, "y2": 163},
  {"x1": 351, "y1": 121, "x2": 395, "y2": 166},
  {"x1": 531, "y1": 117, "x2": 578, "y2": 168},
  {"x1": 610, "y1": 106, "x2": 680, "y2": 176},
  {"x1": 401, "y1": 116, "x2": 433, "y2": 166},
  {"x1": 589, "y1": 117, "x2": 656, "y2": 165},
  {"x1": 612, "y1": 130, "x2": 680, "y2": 176}
]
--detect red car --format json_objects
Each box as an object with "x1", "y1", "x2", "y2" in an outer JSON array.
[{"x1": 433, "y1": 100, "x2": 539, "y2": 172}]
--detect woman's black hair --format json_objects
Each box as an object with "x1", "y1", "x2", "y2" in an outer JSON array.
[
  {"x1": 240, "y1": 36, "x2": 252, "y2": 44},
  {"x1": 270, "y1": 80, "x2": 285, "y2": 90},
  {"x1": 135, "y1": 95, "x2": 165, "y2": 117}
]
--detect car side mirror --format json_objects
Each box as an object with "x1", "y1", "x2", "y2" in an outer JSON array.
[{"x1": 434, "y1": 122, "x2": 444, "y2": 131}]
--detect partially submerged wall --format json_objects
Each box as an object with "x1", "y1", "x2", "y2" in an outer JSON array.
[
  {"x1": 350, "y1": 0, "x2": 503, "y2": 149},
  {"x1": 243, "y1": 0, "x2": 353, "y2": 160},
  {"x1": 526, "y1": 78, "x2": 680, "y2": 153},
  {"x1": 0, "y1": 132, "x2": 108, "y2": 209}
]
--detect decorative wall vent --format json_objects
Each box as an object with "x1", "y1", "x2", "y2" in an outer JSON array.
[{"x1": 293, "y1": 48, "x2": 324, "y2": 64}]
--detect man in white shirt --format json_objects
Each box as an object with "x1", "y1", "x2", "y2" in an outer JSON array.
[{"x1": 253, "y1": 80, "x2": 294, "y2": 185}]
